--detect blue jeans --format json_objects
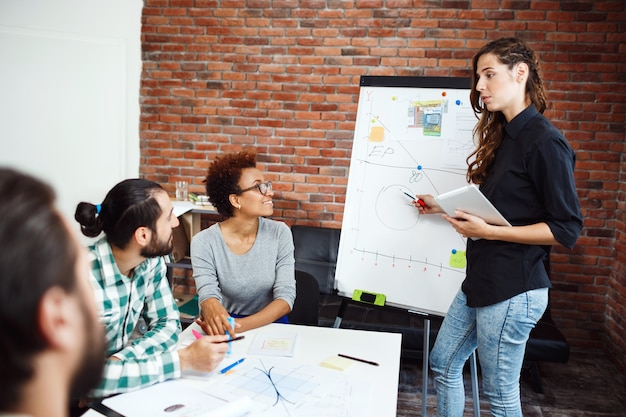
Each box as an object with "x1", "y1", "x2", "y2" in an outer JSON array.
[{"x1": 430, "y1": 288, "x2": 548, "y2": 417}]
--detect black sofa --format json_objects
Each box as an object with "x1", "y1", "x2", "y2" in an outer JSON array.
[{"x1": 291, "y1": 224, "x2": 569, "y2": 393}]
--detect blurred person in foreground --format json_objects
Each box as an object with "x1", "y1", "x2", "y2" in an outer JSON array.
[{"x1": 0, "y1": 167, "x2": 106, "y2": 417}]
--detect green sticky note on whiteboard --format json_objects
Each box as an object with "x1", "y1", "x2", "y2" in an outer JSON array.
[{"x1": 449, "y1": 250, "x2": 466, "y2": 269}]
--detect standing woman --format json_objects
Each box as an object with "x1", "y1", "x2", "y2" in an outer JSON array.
[
  {"x1": 416, "y1": 38, "x2": 583, "y2": 416},
  {"x1": 191, "y1": 150, "x2": 296, "y2": 336}
]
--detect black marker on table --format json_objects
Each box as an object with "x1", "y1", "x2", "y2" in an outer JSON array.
[{"x1": 338, "y1": 353, "x2": 379, "y2": 366}]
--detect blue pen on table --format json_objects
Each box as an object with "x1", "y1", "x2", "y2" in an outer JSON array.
[{"x1": 219, "y1": 358, "x2": 245, "y2": 374}]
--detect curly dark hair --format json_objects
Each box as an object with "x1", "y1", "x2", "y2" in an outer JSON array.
[
  {"x1": 205, "y1": 150, "x2": 257, "y2": 218},
  {"x1": 467, "y1": 37, "x2": 548, "y2": 185}
]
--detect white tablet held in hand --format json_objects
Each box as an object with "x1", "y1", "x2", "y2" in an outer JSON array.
[{"x1": 434, "y1": 184, "x2": 512, "y2": 227}]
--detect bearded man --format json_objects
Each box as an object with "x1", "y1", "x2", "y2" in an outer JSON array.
[{"x1": 74, "y1": 179, "x2": 228, "y2": 404}]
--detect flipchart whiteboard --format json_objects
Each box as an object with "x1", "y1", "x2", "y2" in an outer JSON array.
[{"x1": 335, "y1": 76, "x2": 476, "y2": 317}]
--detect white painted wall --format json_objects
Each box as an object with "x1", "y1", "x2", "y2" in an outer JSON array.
[{"x1": 0, "y1": 0, "x2": 142, "y2": 239}]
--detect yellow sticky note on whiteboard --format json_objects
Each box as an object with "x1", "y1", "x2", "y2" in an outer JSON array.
[
  {"x1": 369, "y1": 126, "x2": 384, "y2": 142},
  {"x1": 321, "y1": 355, "x2": 354, "y2": 371}
]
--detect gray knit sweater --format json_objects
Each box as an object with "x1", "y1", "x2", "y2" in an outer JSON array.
[{"x1": 190, "y1": 217, "x2": 296, "y2": 315}]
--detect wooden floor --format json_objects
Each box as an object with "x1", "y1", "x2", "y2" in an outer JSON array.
[{"x1": 396, "y1": 348, "x2": 626, "y2": 416}]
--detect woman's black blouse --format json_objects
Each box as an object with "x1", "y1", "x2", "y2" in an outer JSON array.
[{"x1": 463, "y1": 105, "x2": 583, "y2": 307}]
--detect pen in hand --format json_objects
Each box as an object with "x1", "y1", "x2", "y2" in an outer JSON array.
[
  {"x1": 402, "y1": 191, "x2": 427, "y2": 208},
  {"x1": 217, "y1": 335, "x2": 245, "y2": 343},
  {"x1": 191, "y1": 329, "x2": 245, "y2": 343}
]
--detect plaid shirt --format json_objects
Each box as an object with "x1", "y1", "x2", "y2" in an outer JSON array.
[{"x1": 88, "y1": 237, "x2": 182, "y2": 398}]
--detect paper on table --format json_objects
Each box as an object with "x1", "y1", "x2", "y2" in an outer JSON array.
[
  {"x1": 204, "y1": 357, "x2": 367, "y2": 417},
  {"x1": 102, "y1": 379, "x2": 252, "y2": 417},
  {"x1": 212, "y1": 397, "x2": 253, "y2": 417},
  {"x1": 248, "y1": 331, "x2": 298, "y2": 357}
]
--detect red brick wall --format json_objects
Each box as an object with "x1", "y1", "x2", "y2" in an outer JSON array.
[
  {"x1": 607, "y1": 143, "x2": 626, "y2": 374},
  {"x1": 140, "y1": 0, "x2": 626, "y2": 369}
]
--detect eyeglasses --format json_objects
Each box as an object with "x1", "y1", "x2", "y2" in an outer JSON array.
[{"x1": 238, "y1": 181, "x2": 272, "y2": 196}]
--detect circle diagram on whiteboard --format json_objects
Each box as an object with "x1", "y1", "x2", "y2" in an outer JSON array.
[{"x1": 375, "y1": 185, "x2": 420, "y2": 231}]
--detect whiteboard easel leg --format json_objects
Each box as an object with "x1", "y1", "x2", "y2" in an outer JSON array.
[
  {"x1": 333, "y1": 298, "x2": 349, "y2": 328},
  {"x1": 422, "y1": 322, "x2": 480, "y2": 417},
  {"x1": 422, "y1": 318, "x2": 430, "y2": 417},
  {"x1": 470, "y1": 349, "x2": 480, "y2": 417}
]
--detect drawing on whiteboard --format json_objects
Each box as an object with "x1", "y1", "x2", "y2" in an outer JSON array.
[
  {"x1": 336, "y1": 78, "x2": 477, "y2": 316},
  {"x1": 374, "y1": 184, "x2": 420, "y2": 231}
]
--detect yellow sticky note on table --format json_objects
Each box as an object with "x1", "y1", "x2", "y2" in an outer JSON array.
[{"x1": 321, "y1": 355, "x2": 354, "y2": 371}]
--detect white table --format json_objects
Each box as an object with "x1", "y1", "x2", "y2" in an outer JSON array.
[
  {"x1": 101, "y1": 322, "x2": 401, "y2": 417},
  {"x1": 183, "y1": 322, "x2": 401, "y2": 417}
]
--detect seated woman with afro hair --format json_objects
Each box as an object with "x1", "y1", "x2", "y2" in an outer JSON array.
[{"x1": 190, "y1": 149, "x2": 296, "y2": 336}]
